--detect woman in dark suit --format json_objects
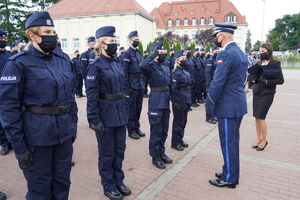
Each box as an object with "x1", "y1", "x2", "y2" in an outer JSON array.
[{"x1": 251, "y1": 43, "x2": 284, "y2": 151}]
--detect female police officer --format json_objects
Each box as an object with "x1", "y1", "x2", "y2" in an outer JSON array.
[
  {"x1": 0, "y1": 11, "x2": 77, "y2": 199},
  {"x1": 170, "y1": 50, "x2": 192, "y2": 151},
  {"x1": 139, "y1": 42, "x2": 173, "y2": 170},
  {"x1": 86, "y1": 26, "x2": 131, "y2": 200}
]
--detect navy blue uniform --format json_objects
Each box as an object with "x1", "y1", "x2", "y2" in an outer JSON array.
[
  {"x1": 80, "y1": 48, "x2": 93, "y2": 94},
  {"x1": 140, "y1": 54, "x2": 170, "y2": 157},
  {"x1": 0, "y1": 49, "x2": 13, "y2": 148},
  {"x1": 71, "y1": 56, "x2": 83, "y2": 96},
  {"x1": 86, "y1": 53, "x2": 127, "y2": 192},
  {"x1": 142, "y1": 55, "x2": 149, "y2": 96},
  {"x1": 206, "y1": 42, "x2": 248, "y2": 184},
  {"x1": 122, "y1": 47, "x2": 144, "y2": 134},
  {"x1": 166, "y1": 55, "x2": 175, "y2": 72},
  {"x1": 198, "y1": 56, "x2": 206, "y2": 100},
  {"x1": 171, "y1": 67, "x2": 192, "y2": 146},
  {"x1": 0, "y1": 45, "x2": 78, "y2": 199},
  {"x1": 191, "y1": 56, "x2": 201, "y2": 104}
]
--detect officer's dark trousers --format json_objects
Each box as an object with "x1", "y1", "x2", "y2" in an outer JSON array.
[
  {"x1": 143, "y1": 77, "x2": 149, "y2": 95},
  {"x1": 20, "y1": 138, "x2": 73, "y2": 200},
  {"x1": 148, "y1": 109, "x2": 170, "y2": 157},
  {"x1": 217, "y1": 117, "x2": 242, "y2": 183},
  {"x1": 75, "y1": 73, "x2": 83, "y2": 95},
  {"x1": 199, "y1": 77, "x2": 206, "y2": 100},
  {"x1": 0, "y1": 122, "x2": 9, "y2": 146},
  {"x1": 171, "y1": 106, "x2": 188, "y2": 145},
  {"x1": 127, "y1": 89, "x2": 143, "y2": 133},
  {"x1": 96, "y1": 125, "x2": 126, "y2": 192}
]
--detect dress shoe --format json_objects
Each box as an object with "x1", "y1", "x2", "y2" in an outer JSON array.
[
  {"x1": 0, "y1": 191, "x2": 6, "y2": 200},
  {"x1": 117, "y1": 185, "x2": 131, "y2": 196},
  {"x1": 1, "y1": 145, "x2": 10, "y2": 155},
  {"x1": 160, "y1": 153, "x2": 172, "y2": 164},
  {"x1": 209, "y1": 178, "x2": 236, "y2": 188},
  {"x1": 128, "y1": 132, "x2": 140, "y2": 139},
  {"x1": 104, "y1": 189, "x2": 123, "y2": 200},
  {"x1": 136, "y1": 129, "x2": 145, "y2": 137},
  {"x1": 171, "y1": 144, "x2": 184, "y2": 151},
  {"x1": 206, "y1": 119, "x2": 217, "y2": 124},
  {"x1": 215, "y1": 173, "x2": 239, "y2": 185},
  {"x1": 181, "y1": 141, "x2": 189, "y2": 148},
  {"x1": 71, "y1": 161, "x2": 75, "y2": 167},
  {"x1": 252, "y1": 144, "x2": 258, "y2": 148},
  {"x1": 256, "y1": 141, "x2": 268, "y2": 151},
  {"x1": 152, "y1": 157, "x2": 166, "y2": 169},
  {"x1": 89, "y1": 123, "x2": 94, "y2": 129},
  {"x1": 188, "y1": 108, "x2": 193, "y2": 111}
]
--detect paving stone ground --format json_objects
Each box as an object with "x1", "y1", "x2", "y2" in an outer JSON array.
[{"x1": 0, "y1": 69, "x2": 299, "y2": 200}]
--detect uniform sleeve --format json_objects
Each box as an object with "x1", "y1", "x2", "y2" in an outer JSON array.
[
  {"x1": 171, "y1": 71, "x2": 179, "y2": 91},
  {"x1": 80, "y1": 52, "x2": 88, "y2": 76},
  {"x1": 122, "y1": 52, "x2": 130, "y2": 91},
  {"x1": 0, "y1": 61, "x2": 28, "y2": 155},
  {"x1": 267, "y1": 61, "x2": 284, "y2": 85},
  {"x1": 86, "y1": 64, "x2": 101, "y2": 124},
  {"x1": 139, "y1": 53, "x2": 156, "y2": 79}
]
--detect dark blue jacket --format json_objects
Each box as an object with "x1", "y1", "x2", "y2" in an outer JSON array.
[
  {"x1": 166, "y1": 56, "x2": 175, "y2": 72},
  {"x1": 185, "y1": 57, "x2": 195, "y2": 81},
  {"x1": 171, "y1": 66, "x2": 192, "y2": 105},
  {"x1": 0, "y1": 45, "x2": 78, "y2": 154},
  {"x1": 198, "y1": 57, "x2": 206, "y2": 78},
  {"x1": 140, "y1": 54, "x2": 170, "y2": 109},
  {"x1": 71, "y1": 57, "x2": 82, "y2": 74},
  {"x1": 122, "y1": 47, "x2": 144, "y2": 90},
  {"x1": 86, "y1": 54, "x2": 127, "y2": 127},
  {"x1": 0, "y1": 50, "x2": 13, "y2": 75},
  {"x1": 205, "y1": 57, "x2": 215, "y2": 87},
  {"x1": 80, "y1": 48, "x2": 93, "y2": 77}
]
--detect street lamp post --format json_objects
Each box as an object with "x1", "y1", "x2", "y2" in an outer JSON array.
[
  {"x1": 261, "y1": 0, "x2": 266, "y2": 44},
  {"x1": 106, "y1": 5, "x2": 112, "y2": 25}
]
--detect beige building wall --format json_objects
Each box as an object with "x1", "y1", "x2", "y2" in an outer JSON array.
[{"x1": 52, "y1": 13, "x2": 156, "y2": 55}]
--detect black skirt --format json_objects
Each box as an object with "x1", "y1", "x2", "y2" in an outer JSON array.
[{"x1": 253, "y1": 89, "x2": 275, "y2": 119}]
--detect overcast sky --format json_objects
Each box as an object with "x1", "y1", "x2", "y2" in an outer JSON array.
[{"x1": 136, "y1": 0, "x2": 300, "y2": 45}]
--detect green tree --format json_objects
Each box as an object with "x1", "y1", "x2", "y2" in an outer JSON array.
[
  {"x1": 163, "y1": 38, "x2": 170, "y2": 57},
  {"x1": 266, "y1": 29, "x2": 281, "y2": 51},
  {"x1": 252, "y1": 40, "x2": 261, "y2": 51},
  {"x1": 138, "y1": 41, "x2": 143, "y2": 56},
  {"x1": 0, "y1": 0, "x2": 31, "y2": 45},
  {"x1": 245, "y1": 30, "x2": 252, "y2": 51},
  {"x1": 190, "y1": 42, "x2": 196, "y2": 58},
  {"x1": 31, "y1": 0, "x2": 60, "y2": 11}
]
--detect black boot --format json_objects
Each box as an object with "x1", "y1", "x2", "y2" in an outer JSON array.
[{"x1": 152, "y1": 157, "x2": 166, "y2": 169}]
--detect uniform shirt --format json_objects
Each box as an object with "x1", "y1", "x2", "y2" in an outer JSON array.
[
  {"x1": 122, "y1": 47, "x2": 144, "y2": 90},
  {"x1": 0, "y1": 49, "x2": 13, "y2": 76},
  {"x1": 86, "y1": 54, "x2": 127, "y2": 127},
  {"x1": 80, "y1": 48, "x2": 93, "y2": 77},
  {"x1": 207, "y1": 42, "x2": 248, "y2": 118},
  {"x1": 0, "y1": 45, "x2": 78, "y2": 154},
  {"x1": 71, "y1": 56, "x2": 82, "y2": 74},
  {"x1": 140, "y1": 54, "x2": 170, "y2": 109},
  {"x1": 171, "y1": 66, "x2": 192, "y2": 105}
]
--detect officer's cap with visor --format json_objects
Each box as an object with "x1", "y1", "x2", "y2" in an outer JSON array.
[
  {"x1": 213, "y1": 23, "x2": 237, "y2": 37},
  {"x1": 200, "y1": 48, "x2": 205, "y2": 51},
  {"x1": 149, "y1": 42, "x2": 165, "y2": 52},
  {"x1": 128, "y1": 30, "x2": 139, "y2": 39},
  {"x1": 25, "y1": 11, "x2": 54, "y2": 29},
  {"x1": 87, "y1": 36, "x2": 96, "y2": 43},
  {"x1": 119, "y1": 47, "x2": 125, "y2": 51},
  {"x1": 211, "y1": 45, "x2": 219, "y2": 51},
  {"x1": 173, "y1": 50, "x2": 185, "y2": 60},
  {"x1": 143, "y1": 50, "x2": 148, "y2": 54},
  {"x1": 169, "y1": 48, "x2": 174, "y2": 51},
  {"x1": 74, "y1": 50, "x2": 79, "y2": 54},
  {"x1": 16, "y1": 38, "x2": 26, "y2": 46},
  {"x1": 0, "y1": 29, "x2": 7, "y2": 38},
  {"x1": 192, "y1": 48, "x2": 199, "y2": 53},
  {"x1": 10, "y1": 43, "x2": 16, "y2": 49},
  {"x1": 95, "y1": 26, "x2": 116, "y2": 39},
  {"x1": 184, "y1": 46, "x2": 191, "y2": 51}
]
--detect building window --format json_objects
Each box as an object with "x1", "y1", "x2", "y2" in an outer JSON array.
[
  {"x1": 175, "y1": 31, "x2": 180, "y2": 36},
  {"x1": 209, "y1": 17, "x2": 214, "y2": 25},
  {"x1": 200, "y1": 17, "x2": 206, "y2": 25},
  {"x1": 224, "y1": 12, "x2": 237, "y2": 23},
  {"x1": 184, "y1": 31, "x2": 188, "y2": 37},
  {"x1": 116, "y1": 36, "x2": 120, "y2": 48},
  {"x1": 176, "y1": 19, "x2": 180, "y2": 26},
  {"x1": 168, "y1": 19, "x2": 172, "y2": 26},
  {"x1": 192, "y1": 18, "x2": 196, "y2": 25},
  {"x1": 190, "y1": 12, "x2": 194, "y2": 14},
  {"x1": 183, "y1": 18, "x2": 189, "y2": 26},
  {"x1": 157, "y1": 32, "x2": 162, "y2": 36},
  {"x1": 192, "y1": 31, "x2": 196, "y2": 39},
  {"x1": 61, "y1": 39, "x2": 67, "y2": 49},
  {"x1": 73, "y1": 38, "x2": 79, "y2": 48},
  {"x1": 174, "y1": 13, "x2": 178, "y2": 15},
  {"x1": 236, "y1": 29, "x2": 242, "y2": 38}
]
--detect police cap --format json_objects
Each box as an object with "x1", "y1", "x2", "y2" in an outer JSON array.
[
  {"x1": 95, "y1": 26, "x2": 116, "y2": 39},
  {"x1": 213, "y1": 23, "x2": 237, "y2": 36},
  {"x1": 128, "y1": 30, "x2": 139, "y2": 39},
  {"x1": 0, "y1": 29, "x2": 7, "y2": 38},
  {"x1": 192, "y1": 48, "x2": 199, "y2": 53},
  {"x1": 87, "y1": 36, "x2": 96, "y2": 42},
  {"x1": 211, "y1": 45, "x2": 219, "y2": 51},
  {"x1": 74, "y1": 50, "x2": 79, "y2": 54},
  {"x1": 149, "y1": 42, "x2": 165, "y2": 52},
  {"x1": 10, "y1": 43, "x2": 16, "y2": 49},
  {"x1": 200, "y1": 48, "x2": 205, "y2": 51},
  {"x1": 16, "y1": 38, "x2": 26, "y2": 45},
  {"x1": 119, "y1": 47, "x2": 125, "y2": 51},
  {"x1": 174, "y1": 50, "x2": 185, "y2": 60},
  {"x1": 143, "y1": 50, "x2": 148, "y2": 54},
  {"x1": 25, "y1": 11, "x2": 54, "y2": 29},
  {"x1": 184, "y1": 46, "x2": 191, "y2": 51},
  {"x1": 169, "y1": 48, "x2": 174, "y2": 51}
]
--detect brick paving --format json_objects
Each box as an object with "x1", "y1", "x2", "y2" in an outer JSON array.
[{"x1": 0, "y1": 69, "x2": 299, "y2": 200}]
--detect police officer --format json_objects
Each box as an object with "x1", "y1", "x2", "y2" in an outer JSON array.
[
  {"x1": 170, "y1": 50, "x2": 192, "y2": 151},
  {"x1": 205, "y1": 23, "x2": 247, "y2": 188},
  {"x1": 140, "y1": 42, "x2": 172, "y2": 169},
  {"x1": 10, "y1": 43, "x2": 18, "y2": 53},
  {"x1": 0, "y1": 191, "x2": 6, "y2": 200},
  {"x1": 166, "y1": 48, "x2": 175, "y2": 72},
  {"x1": 198, "y1": 48, "x2": 206, "y2": 103},
  {"x1": 143, "y1": 50, "x2": 149, "y2": 98},
  {"x1": 183, "y1": 46, "x2": 195, "y2": 110},
  {"x1": 191, "y1": 48, "x2": 201, "y2": 107},
  {"x1": 0, "y1": 11, "x2": 78, "y2": 199},
  {"x1": 80, "y1": 36, "x2": 96, "y2": 97},
  {"x1": 211, "y1": 45, "x2": 220, "y2": 72},
  {"x1": 86, "y1": 26, "x2": 131, "y2": 200},
  {"x1": 71, "y1": 50, "x2": 85, "y2": 98},
  {"x1": 117, "y1": 46, "x2": 125, "y2": 64},
  {"x1": 15, "y1": 38, "x2": 26, "y2": 52},
  {"x1": 0, "y1": 28, "x2": 14, "y2": 156},
  {"x1": 122, "y1": 30, "x2": 145, "y2": 139}
]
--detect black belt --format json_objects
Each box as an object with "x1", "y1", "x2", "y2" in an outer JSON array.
[
  {"x1": 150, "y1": 86, "x2": 169, "y2": 92},
  {"x1": 129, "y1": 73, "x2": 143, "y2": 78},
  {"x1": 25, "y1": 104, "x2": 70, "y2": 115},
  {"x1": 179, "y1": 86, "x2": 190, "y2": 91},
  {"x1": 99, "y1": 92, "x2": 124, "y2": 100}
]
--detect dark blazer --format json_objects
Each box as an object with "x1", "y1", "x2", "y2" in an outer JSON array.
[{"x1": 253, "y1": 60, "x2": 284, "y2": 94}]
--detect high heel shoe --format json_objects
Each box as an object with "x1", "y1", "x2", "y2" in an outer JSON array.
[
  {"x1": 252, "y1": 139, "x2": 261, "y2": 149},
  {"x1": 256, "y1": 141, "x2": 268, "y2": 151}
]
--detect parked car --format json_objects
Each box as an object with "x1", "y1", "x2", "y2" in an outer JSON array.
[{"x1": 273, "y1": 51, "x2": 284, "y2": 58}]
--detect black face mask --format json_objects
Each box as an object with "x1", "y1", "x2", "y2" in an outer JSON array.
[
  {"x1": 213, "y1": 36, "x2": 222, "y2": 48},
  {"x1": 76, "y1": 54, "x2": 80, "y2": 58},
  {"x1": 0, "y1": 40, "x2": 7, "y2": 48},
  {"x1": 104, "y1": 42, "x2": 118, "y2": 57},
  {"x1": 260, "y1": 52, "x2": 269, "y2": 60},
  {"x1": 36, "y1": 35, "x2": 57, "y2": 53},
  {"x1": 206, "y1": 54, "x2": 211, "y2": 59},
  {"x1": 200, "y1": 53, "x2": 205, "y2": 58},
  {"x1": 144, "y1": 55, "x2": 148, "y2": 58},
  {"x1": 132, "y1": 40, "x2": 139, "y2": 48},
  {"x1": 13, "y1": 50, "x2": 18, "y2": 53},
  {"x1": 179, "y1": 60, "x2": 187, "y2": 67},
  {"x1": 170, "y1": 53, "x2": 174, "y2": 58},
  {"x1": 186, "y1": 52, "x2": 191, "y2": 58},
  {"x1": 195, "y1": 53, "x2": 200, "y2": 58},
  {"x1": 157, "y1": 54, "x2": 166, "y2": 63},
  {"x1": 214, "y1": 53, "x2": 218, "y2": 58}
]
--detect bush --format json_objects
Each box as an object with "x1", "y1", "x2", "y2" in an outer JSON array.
[{"x1": 286, "y1": 51, "x2": 300, "y2": 67}]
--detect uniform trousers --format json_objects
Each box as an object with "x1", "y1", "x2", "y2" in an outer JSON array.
[
  {"x1": 148, "y1": 109, "x2": 170, "y2": 157},
  {"x1": 96, "y1": 125, "x2": 126, "y2": 192},
  {"x1": 143, "y1": 77, "x2": 149, "y2": 95},
  {"x1": 20, "y1": 138, "x2": 73, "y2": 200},
  {"x1": 0, "y1": 123, "x2": 9, "y2": 146},
  {"x1": 75, "y1": 73, "x2": 83, "y2": 96},
  {"x1": 217, "y1": 117, "x2": 243, "y2": 183},
  {"x1": 199, "y1": 77, "x2": 206, "y2": 100},
  {"x1": 171, "y1": 106, "x2": 188, "y2": 145},
  {"x1": 127, "y1": 89, "x2": 143, "y2": 133}
]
